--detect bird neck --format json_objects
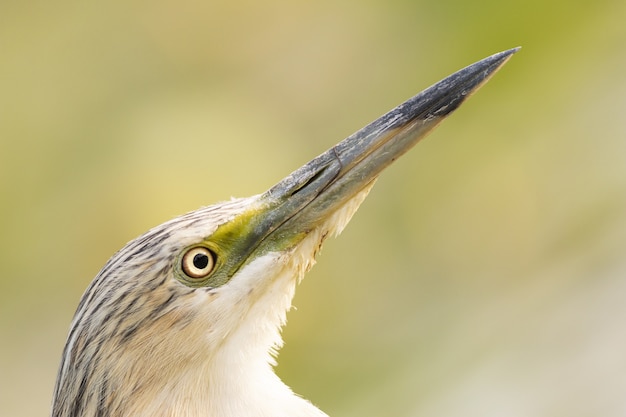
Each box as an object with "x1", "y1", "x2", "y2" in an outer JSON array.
[
  {"x1": 126, "y1": 252, "x2": 327, "y2": 417},
  {"x1": 125, "y1": 354, "x2": 326, "y2": 417}
]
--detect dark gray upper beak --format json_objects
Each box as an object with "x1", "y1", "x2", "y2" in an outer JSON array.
[{"x1": 263, "y1": 48, "x2": 519, "y2": 235}]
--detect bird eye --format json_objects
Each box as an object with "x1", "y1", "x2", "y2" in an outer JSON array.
[{"x1": 181, "y1": 247, "x2": 216, "y2": 279}]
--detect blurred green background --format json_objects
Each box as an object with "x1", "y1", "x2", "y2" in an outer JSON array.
[{"x1": 2, "y1": 0, "x2": 626, "y2": 416}]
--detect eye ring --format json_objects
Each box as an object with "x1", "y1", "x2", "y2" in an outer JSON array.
[{"x1": 181, "y1": 247, "x2": 216, "y2": 279}]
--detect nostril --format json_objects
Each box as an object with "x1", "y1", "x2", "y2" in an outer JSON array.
[{"x1": 289, "y1": 166, "x2": 328, "y2": 197}]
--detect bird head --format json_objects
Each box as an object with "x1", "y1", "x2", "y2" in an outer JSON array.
[{"x1": 52, "y1": 48, "x2": 517, "y2": 417}]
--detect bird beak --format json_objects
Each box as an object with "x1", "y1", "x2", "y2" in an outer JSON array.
[{"x1": 210, "y1": 48, "x2": 518, "y2": 282}]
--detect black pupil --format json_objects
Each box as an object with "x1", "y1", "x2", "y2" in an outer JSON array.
[{"x1": 193, "y1": 253, "x2": 209, "y2": 269}]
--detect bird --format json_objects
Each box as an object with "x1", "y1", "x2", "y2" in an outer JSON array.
[{"x1": 51, "y1": 48, "x2": 518, "y2": 417}]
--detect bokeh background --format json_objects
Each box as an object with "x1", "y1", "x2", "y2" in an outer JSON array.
[{"x1": 2, "y1": 0, "x2": 626, "y2": 416}]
